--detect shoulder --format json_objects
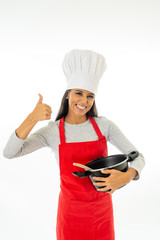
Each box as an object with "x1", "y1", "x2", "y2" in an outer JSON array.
[
  {"x1": 91, "y1": 116, "x2": 112, "y2": 135},
  {"x1": 92, "y1": 116, "x2": 111, "y2": 126},
  {"x1": 92, "y1": 116, "x2": 120, "y2": 135},
  {"x1": 33, "y1": 119, "x2": 60, "y2": 143},
  {"x1": 36, "y1": 119, "x2": 60, "y2": 137},
  {"x1": 45, "y1": 119, "x2": 60, "y2": 135},
  {"x1": 48, "y1": 119, "x2": 60, "y2": 129},
  {"x1": 91, "y1": 116, "x2": 125, "y2": 140},
  {"x1": 93, "y1": 116, "x2": 118, "y2": 127}
]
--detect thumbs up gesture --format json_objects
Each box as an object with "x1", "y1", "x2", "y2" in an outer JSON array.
[
  {"x1": 31, "y1": 94, "x2": 52, "y2": 122},
  {"x1": 37, "y1": 93, "x2": 43, "y2": 105}
]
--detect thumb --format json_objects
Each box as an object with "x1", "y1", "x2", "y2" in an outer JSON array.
[
  {"x1": 101, "y1": 169, "x2": 112, "y2": 174},
  {"x1": 37, "y1": 93, "x2": 43, "y2": 105}
]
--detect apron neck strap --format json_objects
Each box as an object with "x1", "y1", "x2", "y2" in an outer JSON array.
[
  {"x1": 59, "y1": 116, "x2": 103, "y2": 144},
  {"x1": 87, "y1": 116, "x2": 103, "y2": 139},
  {"x1": 59, "y1": 116, "x2": 66, "y2": 144}
]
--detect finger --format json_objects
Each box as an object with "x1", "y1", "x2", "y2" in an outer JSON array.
[
  {"x1": 47, "y1": 109, "x2": 52, "y2": 114},
  {"x1": 44, "y1": 111, "x2": 52, "y2": 117},
  {"x1": 42, "y1": 104, "x2": 52, "y2": 112},
  {"x1": 45, "y1": 115, "x2": 52, "y2": 120},
  {"x1": 97, "y1": 186, "x2": 109, "y2": 192},
  {"x1": 97, "y1": 186, "x2": 113, "y2": 193},
  {"x1": 93, "y1": 177, "x2": 108, "y2": 182},
  {"x1": 41, "y1": 107, "x2": 52, "y2": 115},
  {"x1": 101, "y1": 169, "x2": 113, "y2": 174},
  {"x1": 41, "y1": 115, "x2": 52, "y2": 121},
  {"x1": 93, "y1": 181, "x2": 106, "y2": 187},
  {"x1": 43, "y1": 104, "x2": 52, "y2": 111},
  {"x1": 109, "y1": 189, "x2": 115, "y2": 194},
  {"x1": 37, "y1": 93, "x2": 43, "y2": 105}
]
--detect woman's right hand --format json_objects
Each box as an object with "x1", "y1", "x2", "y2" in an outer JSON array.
[
  {"x1": 31, "y1": 94, "x2": 52, "y2": 122},
  {"x1": 15, "y1": 94, "x2": 52, "y2": 139}
]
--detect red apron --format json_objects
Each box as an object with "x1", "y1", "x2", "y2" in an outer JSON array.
[{"x1": 56, "y1": 116, "x2": 115, "y2": 240}]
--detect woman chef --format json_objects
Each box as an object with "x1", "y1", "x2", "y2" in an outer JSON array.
[{"x1": 3, "y1": 49, "x2": 145, "y2": 240}]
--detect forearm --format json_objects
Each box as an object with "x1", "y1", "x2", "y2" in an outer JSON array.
[
  {"x1": 3, "y1": 94, "x2": 52, "y2": 159},
  {"x1": 16, "y1": 113, "x2": 38, "y2": 139},
  {"x1": 124, "y1": 168, "x2": 138, "y2": 183},
  {"x1": 3, "y1": 121, "x2": 49, "y2": 159}
]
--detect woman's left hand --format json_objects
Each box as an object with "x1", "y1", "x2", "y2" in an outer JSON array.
[{"x1": 93, "y1": 168, "x2": 137, "y2": 194}]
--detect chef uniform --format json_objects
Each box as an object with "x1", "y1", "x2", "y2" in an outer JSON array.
[{"x1": 56, "y1": 49, "x2": 115, "y2": 240}]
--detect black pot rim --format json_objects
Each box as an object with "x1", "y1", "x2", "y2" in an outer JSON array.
[{"x1": 85, "y1": 154, "x2": 129, "y2": 172}]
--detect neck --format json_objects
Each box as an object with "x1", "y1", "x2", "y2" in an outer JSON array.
[{"x1": 64, "y1": 114, "x2": 88, "y2": 124}]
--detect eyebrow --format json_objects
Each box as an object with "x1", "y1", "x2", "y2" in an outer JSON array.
[{"x1": 75, "y1": 90, "x2": 95, "y2": 96}]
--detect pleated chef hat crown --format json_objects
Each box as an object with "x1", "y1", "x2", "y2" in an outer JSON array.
[{"x1": 62, "y1": 49, "x2": 107, "y2": 94}]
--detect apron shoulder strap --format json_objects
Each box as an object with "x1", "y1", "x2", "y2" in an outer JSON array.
[
  {"x1": 59, "y1": 116, "x2": 103, "y2": 144},
  {"x1": 59, "y1": 116, "x2": 66, "y2": 144},
  {"x1": 88, "y1": 116, "x2": 103, "y2": 139}
]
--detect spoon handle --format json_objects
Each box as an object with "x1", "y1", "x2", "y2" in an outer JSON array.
[{"x1": 73, "y1": 163, "x2": 93, "y2": 171}]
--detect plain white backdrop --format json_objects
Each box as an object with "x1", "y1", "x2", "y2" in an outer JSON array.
[{"x1": 0, "y1": 0, "x2": 160, "y2": 239}]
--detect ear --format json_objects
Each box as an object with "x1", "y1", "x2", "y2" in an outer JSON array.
[
  {"x1": 66, "y1": 89, "x2": 71, "y2": 99},
  {"x1": 66, "y1": 93, "x2": 69, "y2": 99}
]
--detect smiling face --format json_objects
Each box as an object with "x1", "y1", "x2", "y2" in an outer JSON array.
[{"x1": 66, "y1": 88, "x2": 95, "y2": 122}]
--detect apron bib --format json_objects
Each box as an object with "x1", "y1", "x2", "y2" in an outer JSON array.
[{"x1": 56, "y1": 116, "x2": 115, "y2": 240}]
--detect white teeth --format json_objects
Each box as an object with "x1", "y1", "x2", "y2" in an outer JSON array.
[{"x1": 77, "y1": 104, "x2": 86, "y2": 109}]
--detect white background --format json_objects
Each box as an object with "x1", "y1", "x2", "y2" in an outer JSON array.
[{"x1": 0, "y1": 0, "x2": 160, "y2": 239}]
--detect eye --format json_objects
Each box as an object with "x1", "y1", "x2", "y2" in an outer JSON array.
[{"x1": 75, "y1": 92, "x2": 94, "y2": 98}]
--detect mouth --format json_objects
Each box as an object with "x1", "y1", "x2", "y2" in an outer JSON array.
[{"x1": 76, "y1": 104, "x2": 87, "y2": 110}]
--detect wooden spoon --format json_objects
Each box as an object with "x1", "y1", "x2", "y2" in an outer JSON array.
[{"x1": 73, "y1": 163, "x2": 93, "y2": 171}]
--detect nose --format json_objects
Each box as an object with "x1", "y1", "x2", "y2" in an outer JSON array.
[{"x1": 81, "y1": 96, "x2": 88, "y2": 105}]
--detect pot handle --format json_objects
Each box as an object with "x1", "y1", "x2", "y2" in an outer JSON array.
[
  {"x1": 127, "y1": 151, "x2": 139, "y2": 162},
  {"x1": 72, "y1": 171, "x2": 92, "y2": 178}
]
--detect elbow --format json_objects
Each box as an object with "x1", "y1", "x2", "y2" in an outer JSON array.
[
  {"x1": 140, "y1": 152, "x2": 145, "y2": 168},
  {"x1": 3, "y1": 149, "x2": 15, "y2": 159}
]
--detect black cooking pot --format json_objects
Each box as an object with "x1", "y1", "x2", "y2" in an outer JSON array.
[{"x1": 72, "y1": 151, "x2": 139, "y2": 192}]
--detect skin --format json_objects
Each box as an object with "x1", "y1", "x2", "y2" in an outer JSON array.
[
  {"x1": 65, "y1": 88, "x2": 138, "y2": 194},
  {"x1": 64, "y1": 89, "x2": 95, "y2": 124},
  {"x1": 65, "y1": 89, "x2": 137, "y2": 194},
  {"x1": 16, "y1": 94, "x2": 52, "y2": 139},
  {"x1": 15, "y1": 91, "x2": 137, "y2": 193},
  {"x1": 93, "y1": 168, "x2": 137, "y2": 194}
]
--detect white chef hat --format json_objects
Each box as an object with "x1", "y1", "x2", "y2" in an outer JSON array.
[{"x1": 62, "y1": 49, "x2": 107, "y2": 94}]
